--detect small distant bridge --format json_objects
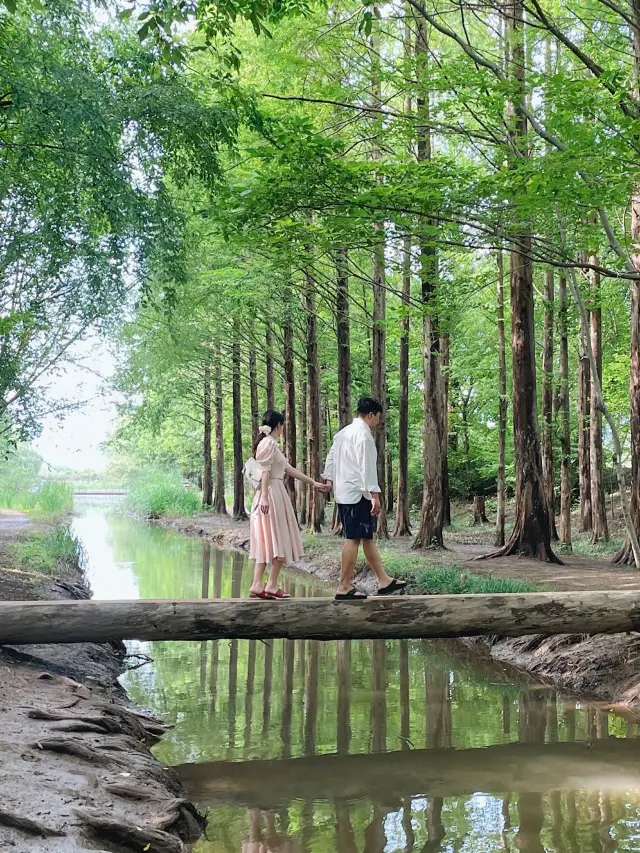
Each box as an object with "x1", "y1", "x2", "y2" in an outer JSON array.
[
  {"x1": 73, "y1": 489, "x2": 127, "y2": 496},
  {"x1": 0, "y1": 591, "x2": 639, "y2": 644}
]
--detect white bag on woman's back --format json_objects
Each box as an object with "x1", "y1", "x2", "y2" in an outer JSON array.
[{"x1": 243, "y1": 457, "x2": 263, "y2": 490}]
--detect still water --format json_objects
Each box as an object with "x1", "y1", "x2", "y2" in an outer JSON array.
[{"x1": 72, "y1": 500, "x2": 640, "y2": 853}]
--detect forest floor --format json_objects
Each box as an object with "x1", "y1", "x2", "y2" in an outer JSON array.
[
  {"x1": 0, "y1": 509, "x2": 203, "y2": 853},
  {"x1": 158, "y1": 499, "x2": 640, "y2": 710}
]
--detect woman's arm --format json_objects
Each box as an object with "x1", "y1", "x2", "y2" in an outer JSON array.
[
  {"x1": 285, "y1": 466, "x2": 330, "y2": 491},
  {"x1": 259, "y1": 469, "x2": 271, "y2": 514}
]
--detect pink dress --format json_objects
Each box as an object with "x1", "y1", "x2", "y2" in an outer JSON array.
[{"x1": 249, "y1": 437, "x2": 304, "y2": 565}]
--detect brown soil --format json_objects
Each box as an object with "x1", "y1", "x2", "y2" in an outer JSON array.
[
  {"x1": 157, "y1": 507, "x2": 640, "y2": 710},
  {"x1": 0, "y1": 510, "x2": 204, "y2": 853}
]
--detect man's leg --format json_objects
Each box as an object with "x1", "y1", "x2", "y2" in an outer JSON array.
[
  {"x1": 337, "y1": 538, "x2": 360, "y2": 594},
  {"x1": 362, "y1": 539, "x2": 393, "y2": 588}
]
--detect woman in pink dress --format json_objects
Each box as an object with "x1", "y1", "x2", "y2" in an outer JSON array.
[{"x1": 249, "y1": 410, "x2": 329, "y2": 600}]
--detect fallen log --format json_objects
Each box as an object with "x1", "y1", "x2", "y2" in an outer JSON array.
[
  {"x1": 175, "y1": 739, "x2": 640, "y2": 806},
  {"x1": 1, "y1": 592, "x2": 640, "y2": 644}
]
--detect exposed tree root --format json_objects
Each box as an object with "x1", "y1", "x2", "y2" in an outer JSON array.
[
  {"x1": 0, "y1": 809, "x2": 66, "y2": 838},
  {"x1": 75, "y1": 804, "x2": 204, "y2": 852},
  {"x1": 29, "y1": 704, "x2": 166, "y2": 743},
  {"x1": 31, "y1": 737, "x2": 110, "y2": 765}
]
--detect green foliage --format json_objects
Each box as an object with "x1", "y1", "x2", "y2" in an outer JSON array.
[
  {"x1": 0, "y1": 447, "x2": 73, "y2": 518},
  {"x1": 380, "y1": 554, "x2": 541, "y2": 594},
  {"x1": 9, "y1": 525, "x2": 82, "y2": 575},
  {"x1": 126, "y1": 469, "x2": 202, "y2": 517}
]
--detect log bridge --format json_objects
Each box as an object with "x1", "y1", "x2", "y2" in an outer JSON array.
[{"x1": 1, "y1": 591, "x2": 640, "y2": 645}]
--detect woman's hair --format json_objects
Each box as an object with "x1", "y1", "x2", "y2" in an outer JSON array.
[{"x1": 253, "y1": 409, "x2": 285, "y2": 456}]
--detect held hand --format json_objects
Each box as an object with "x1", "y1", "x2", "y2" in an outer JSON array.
[
  {"x1": 371, "y1": 495, "x2": 382, "y2": 517},
  {"x1": 260, "y1": 495, "x2": 270, "y2": 515},
  {"x1": 314, "y1": 481, "x2": 332, "y2": 493}
]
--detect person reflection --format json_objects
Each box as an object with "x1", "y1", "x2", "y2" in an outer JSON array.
[{"x1": 243, "y1": 809, "x2": 300, "y2": 853}]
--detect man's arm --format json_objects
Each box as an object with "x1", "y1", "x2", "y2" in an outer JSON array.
[{"x1": 322, "y1": 441, "x2": 335, "y2": 487}]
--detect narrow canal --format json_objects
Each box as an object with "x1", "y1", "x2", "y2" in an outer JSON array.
[{"x1": 73, "y1": 499, "x2": 640, "y2": 853}]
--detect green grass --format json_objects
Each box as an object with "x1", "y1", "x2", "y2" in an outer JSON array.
[
  {"x1": 0, "y1": 481, "x2": 73, "y2": 520},
  {"x1": 381, "y1": 554, "x2": 541, "y2": 594},
  {"x1": 9, "y1": 525, "x2": 83, "y2": 575},
  {"x1": 126, "y1": 470, "x2": 201, "y2": 518},
  {"x1": 571, "y1": 534, "x2": 624, "y2": 558}
]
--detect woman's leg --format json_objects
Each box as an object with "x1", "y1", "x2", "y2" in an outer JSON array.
[
  {"x1": 250, "y1": 561, "x2": 267, "y2": 594},
  {"x1": 265, "y1": 558, "x2": 285, "y2": 593}
]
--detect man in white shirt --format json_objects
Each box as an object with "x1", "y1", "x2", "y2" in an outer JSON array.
[{"x1": 323, "y1": 396, "x2": 408, "y2": 600}]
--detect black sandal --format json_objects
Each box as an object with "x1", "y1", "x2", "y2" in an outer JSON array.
[
  {"x1": 335, "y1": 588, "x2": 368, "y2": 601},
  {"x1": 376, "y1": 578, "x2": 408, "y2": 596}
]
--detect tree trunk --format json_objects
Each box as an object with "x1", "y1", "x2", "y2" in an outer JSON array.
[
  {"x1": 336, "y1": 247, "x2": 352, "y2": 429},
  {"x1": 441, "y1": 332, "x2": 451, "y2": 528},
  {"x1": 394, "y1": 234, "x2": 412, "y2": 536},
  {"x1": 589, "y1": 261, "x2": 609, "y2": 543},
  {"x1": 472, "y1": 496, "x2": 489, "y2": 525},
  {"x1": 578, "y1": 299, "x2": 593, "y2": 531},
  {"x1": 265, "y1": 325, "x2": 275, "y2": 411},
  {"x1": 9, "y1": 591, "x2": 640, "y2": 644},
  {"x1": 283, "y1": 302, "x2": 297, "y2": 516},
  {"x1": 202, "y1": 361, "x2": 213, "y2": 508},
  {"x1": 249, "y1": 343, "x2": 259, "y2": 440},
  {"x1": 480, "y1": 0, "x2": 559, "y2": 563},
  {"x1": 614, "y1": 3, "x2": 640, "y2": 561},
  {"x1": 558, "y1": 275, "x2": 572, "y2": 549},
  {"x1": 386, "y1": 449, "x2": 394, "y2": 514},
  {"x1": 542, "y1": 269, "x2": 558, "y2": 540},
  {"x1": 232, "y1": 323, "x2": 247, "y2": 520},
  {"x1": 213, "y1": 346, "x2": 227, "y2": 515},
  {"x1": 299, "y1": 372, "x2": 308, "y2": 526},
  {"x1": 496, "y1": 250, "x2": 508, "y2": 547},
  {"x1": 305, "y1": 262, "x2": 322, "y2": 532},
  {"x1": 413, "y1": 17, "x2": 444, "y2": 551}
]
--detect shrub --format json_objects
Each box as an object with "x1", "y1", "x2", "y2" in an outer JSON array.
[
  {"x1": 126, "y1": 470, "x2": 201, "y2": 518},
  {"x1": 10, "y1": 525, "x2": 83, "y2": 575},
  {"x1": 0, "y1": 480, "x2": 73, "y2": 519}
]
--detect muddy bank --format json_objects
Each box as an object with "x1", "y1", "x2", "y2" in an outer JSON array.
[
  {"x1": 158, "y1": 513, "x2": 640, "y2": 709},
  {"x1": 0, "y1": 511, "x2": 204, "y2": 852}
]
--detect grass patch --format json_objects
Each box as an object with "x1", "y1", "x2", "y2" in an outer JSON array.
[
  {"x1": 0, "y1": 481, "x2": 73, "y2": 520},
  {"x1": 126, "y1": 470, "x2": 201, "y2": 518},
  {"x1": 381, "y1": 554, "x2": 541, "y2": 594},
  {"x1": 571, "y1": 535, "x2": 624, "y2": 558},
  {"x1": 9, "y1": 525, "x2": 83, "y2": 575}
]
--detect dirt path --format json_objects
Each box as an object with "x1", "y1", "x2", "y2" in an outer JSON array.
[{"x1": 0, "y1": 511, "x2": 203, "y2": 852}]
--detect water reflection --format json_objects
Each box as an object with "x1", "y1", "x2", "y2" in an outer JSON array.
[{"x1": 73, "y1": 502, "x2": 640, "y2": 853}]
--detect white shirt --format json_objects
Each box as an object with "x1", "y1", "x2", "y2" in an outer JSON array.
[{"x1": 322, "y1": 418, "x2": 380, "y2": 505}]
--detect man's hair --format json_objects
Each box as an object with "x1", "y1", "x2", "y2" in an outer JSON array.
[{"x1": 357, "y1": 396, "x2": 383, "y2": 416}]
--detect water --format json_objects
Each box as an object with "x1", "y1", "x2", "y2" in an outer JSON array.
[{"x1": 73, "y1": 500, "x2": 640, "y2": 853}]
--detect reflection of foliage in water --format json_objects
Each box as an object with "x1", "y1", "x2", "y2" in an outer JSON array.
[{"x1": 102, "y1": 511, "x2": 640, "y2": 853}]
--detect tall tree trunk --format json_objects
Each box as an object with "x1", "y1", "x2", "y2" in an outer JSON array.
[
  {"x1": 578, "y1": 294, "x2": 593, "y2": 531},
  {"x1": 481, "y1": 0, "x2": 559, "y2": 563},
  {"x1": 394, "y1": 234, "x2": 412, "y2": 536},
  {"x1": 265, "y1": 325, "x2": 275, "y2": 411},
  {"x1": 299, "y1": 372, "x2": 308, "y2": 526},
  {"x1": 441, "y1": 332, "x2": 451, "y2": 527},
  {"x1": 589, "y1": 261, "x2": 609, "y2": 543},
  {"x1": 558, "y1": 275, "x2": 572, "y2": 549},
  {"x1": 202, "y1": 361, "x2": 213, "y2": 508},
  {"x1": 336, "y1": 247, "x2": 352, "y2": 429},
  {"x1": 213, "y1": 346, "x2": 227, "y2": 515},
  {"x1": 614, "y1": 1, "x2": 640, "y2": 563},
  {"x1": 283, "y1": 302, "x2": 297, "y2": 516},
  {"x1": 542, "y1": 269, "x2": 558, "y2": 540},
  {"x1": 413, "y1": 16, "x2": 444, "y2": 551},
  {"x1": 232, "y1": 322, "x2": 247, "y2": 520},
  {"x1": 249, "y1": 343, "x2": 259, "y2": 440},
  {"x1": 370, "y1": 14, "x2": 389, "y2": 539},
  {"x1": 496, "y1": 250, "x2": 507, "y2": 547},
  {"x1": 305, "y1": 262, "x2": 322, "y2": 532},
  {"x1": 386, "y1": 449, "x2": 394, "y2": 514}
]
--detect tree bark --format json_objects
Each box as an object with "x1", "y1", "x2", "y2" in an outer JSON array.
[
  {"x1": 472, "y1": 496, "x2": 489, "y2": 525},
  {"x1": 213, "y1": 346, "x2": 227, "y2": 515},
  {"x1": 558, "y1": 275, "x2": 572, "y2": 548},
  {"x1": 283, "y1": 300, "x2": 297, "y2": 516},
  {"x1": 265, "y1": 325, "x2": 275, "y2": 411},
  {"x1": 336, "y1": 247, "x2": 352, "y2": 430},
  {"x1": 480, "y1": 0, "x2": 559, "y2": 563},
  {"x1": 394, "y1": 234, "x2": 412, "y2": 536},
  {"x1": 589, "y1": 261, "x2": 609, "y2": 543},
  {"x1": 542, "y1": 269, "x2": 558, "y2": 540},
  {"x1": 8, "y1": 591, "x2": 640, "y2": 644},
  {"x1": 413, "y1": 17, "x2": 444, "y2": 551},
  {"x1": 496, "y1": 250, "x2": 508, "y2": 547},
  {"x1": 305, "y1": 262, "x2": 322, "y2": 532},
  {"x1": 299, "y1": 372, "x2": 308, "y2": 526},
  {"x1": 232, "y1": 323, "x2": 247, "y2": 520},
  {"x1": 386, "y1": 449, "x2": 394, "y2": 514},
  {"x1": 249, "y1": 343, "x2": 259, "y2": 440},
  {"x1": 441, "y1": 332, "x2": 451, "y2": 528},
  {"x1": 202, "y1": 362, "x2": 213, "y2": 508}
]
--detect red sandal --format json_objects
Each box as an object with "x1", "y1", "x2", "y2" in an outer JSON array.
[
  {"x1": 266, "y1": 588, "x2": 291, "y2": 599},
  {"x1": 249, "y1": 589, "x2": 276, "y2": 600}
]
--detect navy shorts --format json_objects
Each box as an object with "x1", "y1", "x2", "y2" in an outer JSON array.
[{"x1": 337, "y1": 497, "x2": 377, "y2": 540}]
